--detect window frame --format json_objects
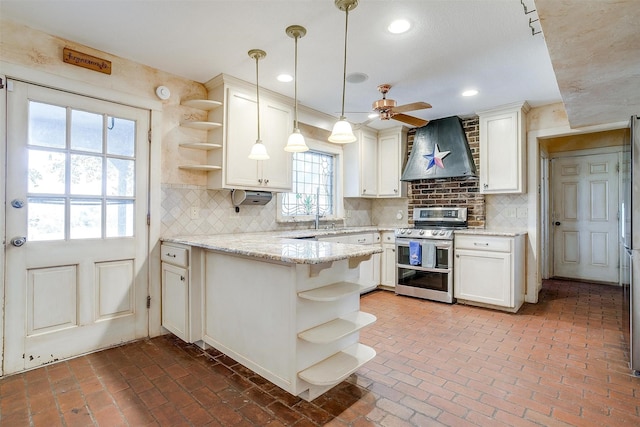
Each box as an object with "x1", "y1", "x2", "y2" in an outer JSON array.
[{"x1": 276, "y1": 137, "x2": 344, "y2": 224}]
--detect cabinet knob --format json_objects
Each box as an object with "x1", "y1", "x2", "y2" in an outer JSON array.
[
  {"x1": 362, "y1": 189, "x2": 366, "y2": 194},
  {"x1": 258, "y1": 179, "x2": 263, "y2": 184},
  {"x1": 264, "y1": 179, "x2": 269, "y2": 185},
  {"x1": 394, "y1": 189, "x2": 398, "y2": 193},
  {"x1": 180, "y1": 275, "x2": 185, "y2": 281},
  {"x1": 483, "y1": 183, "x2": 488, "y2": 189},
  {"x1": 554, "y1": 221, "x2": 561, "y2": 226}
]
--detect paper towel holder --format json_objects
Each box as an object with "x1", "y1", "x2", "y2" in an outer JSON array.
[{"x1": 231, "y1": 189, "x2": 273, "y2": 212}]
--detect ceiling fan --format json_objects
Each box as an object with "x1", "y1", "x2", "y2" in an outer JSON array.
[{"x1": 361, "y1": 84, "x2": 432, "y2": 128}]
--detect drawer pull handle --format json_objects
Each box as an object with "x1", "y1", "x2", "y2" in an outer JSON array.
[
  {"x1": 166, "y1": 253, "x2": 177, "y2": 257},
  {"x1": 473, "y1": 242, "x2": 489, "y2": 246}
]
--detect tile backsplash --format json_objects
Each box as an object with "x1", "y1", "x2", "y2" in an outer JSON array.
[
  {"x1": 161, "y1": 184, "x2": 381, "y2": 237},
  {"x1": 484, "y1": 194, "x2": 529, "y2": 229}
]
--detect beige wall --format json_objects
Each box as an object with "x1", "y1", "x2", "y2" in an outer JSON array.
[{"x1": 0, "y1": 19, "x2": 208, "y2": 188}]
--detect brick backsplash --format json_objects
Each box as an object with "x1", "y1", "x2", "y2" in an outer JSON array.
[{"x1": 407, "y1": 117, "x2": 485, "y2": 228}]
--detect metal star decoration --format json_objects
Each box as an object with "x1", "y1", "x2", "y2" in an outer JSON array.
[{"x1": 423, "y1": 144, "x2": 451, "y2": 170}]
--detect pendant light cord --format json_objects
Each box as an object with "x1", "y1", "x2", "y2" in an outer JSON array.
[
  {"x1": 255, "y1": 55, "x2": 261, "y2": 140},
  {"x1": 339, "y1": 6, "x2": 350, "y2": 119},
  {"x1": 294, "y1": 34, "x2": 299, "y2": 129}
]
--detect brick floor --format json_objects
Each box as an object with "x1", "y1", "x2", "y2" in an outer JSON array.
[{"x1": 1, "y1": 279, "x2": 639, "y2": 426}]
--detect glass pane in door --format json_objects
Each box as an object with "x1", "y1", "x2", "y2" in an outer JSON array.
[
  {"x1": 71, "y1": 109, "x2": 103, "y2": 152},
  {"x1": 28, "y1": 102, "x2": 66, "y2": 148}
]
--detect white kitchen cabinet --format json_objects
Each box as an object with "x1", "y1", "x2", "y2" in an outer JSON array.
[
  {"x1": 453, "y1": 232, "x2": 526, "y2": 313},
  {"x1": 379, "y1": 232, "x2": 396, "y2": 289},
  {"x1": 343, "y1": 126, "x2": 407, "y2": 198},
  {"x1": 178, "y1": 99, "x2": 223, "y2": 172},
  {"x1": 205, "y1": 74, "x2": 293, "y2": 192},
  {"x1": 478, "y1": 102, "x2": 530, "y2": 194},
  {"x1": 160, "y1": 243, "x2": 203, "y2": 344},
  {"x1": 377, "y1": 128, "x2": 407, "y2": 197},
  {"x1": 317, "y1": 232, "x2": 380, "y2": 292}
]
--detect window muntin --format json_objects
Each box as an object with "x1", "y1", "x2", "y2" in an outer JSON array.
[
  {"x1": 27, "y1": 100, "x2": 137, "y2": 241},
  {"x1": 281, "y1": 150, "x2": 335, "y2": 218}
]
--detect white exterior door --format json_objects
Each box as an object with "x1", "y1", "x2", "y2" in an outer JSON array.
[
  {"x1": 4, "y1": 81, "x2": 149, "y2": 374},
  {"x1": 552, "y1": 152, "x2": 619, "y2": 283}
]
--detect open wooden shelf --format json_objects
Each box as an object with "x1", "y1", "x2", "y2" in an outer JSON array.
[
  {"x1": 179, "y1": 142, "x2": 222, "y2": 150},
  {"x1": 298, "y1": 311, "x2": 376, "y2": 344},
  {"x1": 297, "y1": 343, "x2": 376, "y2": 386},
  {"x1": 181, "y1": 99, "x2": 222, "y2": 110},
  {"x1": 178, "y1": 165, "x2": 222, "y2": 171},
  {"x1": 180, "y1": 121, "x2": 221, "y2": 131},
  {"x1": 297, "y1": 281, "x2": 364, "y2": 302}
]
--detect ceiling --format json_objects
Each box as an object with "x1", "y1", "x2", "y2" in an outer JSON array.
[{"x1": 1, "y1": 1, "x2": 637, "y2": 130}]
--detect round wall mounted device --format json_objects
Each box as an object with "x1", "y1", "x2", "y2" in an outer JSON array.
[{"x1": 155, "y1": 86, "x2": 171, "y2": 100}]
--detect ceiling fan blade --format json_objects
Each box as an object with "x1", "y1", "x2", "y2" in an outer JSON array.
[
  {"x1": 391, "y1": 102, "x2": 432, "y2": 114},
  {"x1": 353, "y1": 117, "x2": 376, "y2": 130},
  {"x1": 392, "y1": 113, "x2": 429, "y2": 127}
]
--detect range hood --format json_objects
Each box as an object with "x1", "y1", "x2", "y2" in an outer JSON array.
[{"x1": 401, "y1": 116, "x2": 477, "y2": 181}]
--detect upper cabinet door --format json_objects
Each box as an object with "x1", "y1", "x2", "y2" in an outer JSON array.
[
  {"x1": 224, "y1": 88, "x2": 260, "y2": 188},
  {"x1": 260, "y1": 99, "x2": 293, "y2": 192},
  {"x1": 378, "y1": 129, "x2": 407, "y2": 197},
  {"x1": 478, "y1": 102, "x2": 529, "y2": 194}
]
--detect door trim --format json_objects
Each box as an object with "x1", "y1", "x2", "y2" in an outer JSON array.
[{"x1": 549, "y1": 148, "x2": 622, "y2": 282}]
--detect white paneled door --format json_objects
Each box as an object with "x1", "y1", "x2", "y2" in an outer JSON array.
[
  {"x1": 4, "y1": 81, "x2": 149, "y2": 374},
  {"x1": 552, "y1": 152, "x2": 619, "y2": 283}
]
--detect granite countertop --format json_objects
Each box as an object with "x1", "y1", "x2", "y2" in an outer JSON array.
[
  {"x1": 454, "y1": 228, "x2": 528, "y2": 237},
  {"x1": 163, "y1": 227, "x2": 388, "y2": 265}
]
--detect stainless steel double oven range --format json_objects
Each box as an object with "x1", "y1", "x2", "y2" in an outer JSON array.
[{"x1": 395, "y1": 207, "x2": 468, "y2": 303}]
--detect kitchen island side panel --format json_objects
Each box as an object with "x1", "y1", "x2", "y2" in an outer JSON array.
[
  {"x1": 203, "y1": 252, "x2": 297, "y2": 389},
  {"x1": 201, "y1": 251, "x2": 369, "y2": 398}
]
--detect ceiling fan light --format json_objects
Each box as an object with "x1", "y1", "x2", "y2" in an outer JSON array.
[
  {"x1": 248, "y1": 140, "x2": 270, "y2": 160},
  {"x1": 329, "y1": 119, "x2": 357, "y2": 144},
  {"x1": 284, "y1": 129, "x2": 309, "y2": 152}
]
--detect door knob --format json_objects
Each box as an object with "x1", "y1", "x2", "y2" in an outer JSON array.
[
  {"x1": 554, "y1": 221, "x2": 561, "y2": 226},
  {"x1": 11, "y1": 236, "x2": 27, "y2": 247}
]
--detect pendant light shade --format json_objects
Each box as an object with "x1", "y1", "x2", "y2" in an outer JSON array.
[
  {"x1": 329, "y1": 0, "x2": 358, "y2": 144},
  {"x1": 248, "y1": 49, "x2": 269, "y2": 160},
  {"x1": 284, "y1": 25, "x2": 309, "y2": 153}
]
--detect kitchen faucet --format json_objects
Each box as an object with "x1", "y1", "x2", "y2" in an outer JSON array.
[{"x1": 314, "y1": 187, "x2": 323, "y2": 230}]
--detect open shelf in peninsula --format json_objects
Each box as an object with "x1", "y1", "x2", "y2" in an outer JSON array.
[
  {"x1": 298, "y1": 311, "x2": 376, "y2": 344},
  {"x1": 297, "y1": 342, "x2": 376, "y2": 386}
]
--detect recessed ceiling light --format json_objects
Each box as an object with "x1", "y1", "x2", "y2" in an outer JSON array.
[
  {"x1": 277, "y1": 74, "x2": 293, "y2": 83},
  {"x1": 388, "y1": 19, "x2": 411, "y2": 34},
  {"x1": 462, "y1": 89, "x2": 479, "y2": 97},
  {"x1": 346, "y1": 72, "x2": 368, "y2": 84}
]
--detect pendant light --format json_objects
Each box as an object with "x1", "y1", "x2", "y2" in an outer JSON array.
[
  {"x1": 328, "y1": 0, "x2": 358, "y2": 144},
  {"x1": 248, "y1": 49, "x2": 269, "y2": 160},
  {"x1": 284, "y1": 25, "x2": 309, "y2": 153}
]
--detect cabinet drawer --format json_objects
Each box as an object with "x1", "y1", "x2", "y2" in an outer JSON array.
[
  {"x1": 349, "y1": 233, "x2": 376, "y2": 245},
  {"x1": 381, "y1": 232, "x2": 395, "y2": 243},
  {"x1": 161, "y1": 244, "x2": 189, "y2": 267},
  {"x1": 455, "y1": 235, "x2": 511, "y2": 252}
]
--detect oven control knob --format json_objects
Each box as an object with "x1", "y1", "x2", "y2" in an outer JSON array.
[
  {"x1": 407, "y1": 229, "x2": 412, "y2": 235},
  {"x1": 439, "y1": 230, "x2": 446, "y2": 236},
  {"x1": 400, "y1": 229, "x2": 405, "y2": 234},
  {"x1": 419, "y1": 230, "x2": 425, "y2": 235}
]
